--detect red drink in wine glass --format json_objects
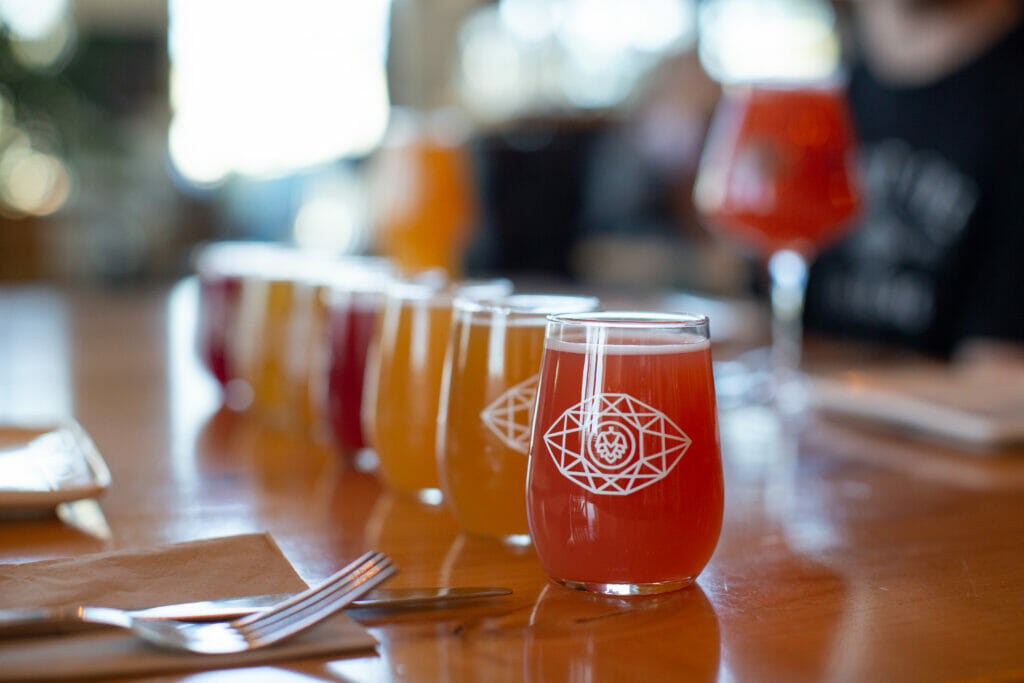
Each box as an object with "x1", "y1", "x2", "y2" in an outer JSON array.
[
  {"x1": 694, "y1": 81, "x2": 861, "y2": 397},
  {"x1": 695, "y1": 83, "x2": 860, "y2": 258}
]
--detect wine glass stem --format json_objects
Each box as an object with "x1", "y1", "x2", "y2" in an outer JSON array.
[{"x1": 767, "y1": 249, "x2": 808, "y2": 379}]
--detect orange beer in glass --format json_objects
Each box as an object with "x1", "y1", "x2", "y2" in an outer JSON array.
[
  {"x1": 232, "y1": 250, "x2": 390, "y2": 430},
  {"x1": 232, "y1": 261, "x2": 305, "y2": 425},
  {"x1": 437, "y1": 294, "x2": 599, "y2": 544},
  {"x1": 526, "y1": 312, "x2": 723, "y2": 595},
  {"x1": 371, "y1": 110, "x2": 476, "y2": 277},
  {"x1": 366, "y1": 278, "x2": 512, "y2": 502}
]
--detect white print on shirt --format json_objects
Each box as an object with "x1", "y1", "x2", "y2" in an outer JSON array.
[{"x1": 824, "y1": 139, "x2": 978, "y2": 334}]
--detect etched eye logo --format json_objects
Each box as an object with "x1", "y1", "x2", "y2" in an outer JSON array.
[
  {"x1": 544, "y1": 393, "x2": 691, "y2": 496},
  {"x1": 480, "y1": 375, "x2": 539, "y2": 454}
]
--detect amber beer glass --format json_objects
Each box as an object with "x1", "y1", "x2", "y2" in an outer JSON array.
[
  {"x1": 437, "y1": 294, "x2": 599, "y2": 544},
  {"x1": 366, "y1": 278, "x2": 511, "y2": 502},
  {"x1": 526, "y1": 312, "x2": 723, "y2": 595},
  {"x1": 194, "y1": 241, "x2": 293, "y2": 397},
  {"x1": 231, "y1": 258, "x2": 307, "y2": 425},
  {"x1": 371, "y1": 112, "x2": 475, "y2": 277}
]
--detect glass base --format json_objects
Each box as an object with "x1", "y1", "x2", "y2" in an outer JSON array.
[
  {"x1": 414, "y1": 488, "x2": 444, "y2": 506},
  {"x1": 555, "y1": 575, "x2": 696, "y2": 596},
  {"x1": 351, "y1": 448, "x2": 379, "y2": 472},
  {"x1": 458, "y1": 527, "x2": 532, "y2": 548},
  {"x1": 500, "y1": 533, "x2": 532, "y2": 548},
  {"x1": 713, "y1": 348, "x2": 809, "y2": 416}
]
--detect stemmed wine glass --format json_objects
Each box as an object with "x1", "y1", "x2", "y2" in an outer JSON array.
[{"x1": 694, "y1": 80, "x2": 860, "y2": 407}]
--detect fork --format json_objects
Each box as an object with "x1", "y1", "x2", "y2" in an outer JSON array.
[{"x1": 50, "y1": 551, "x2": 396, "y2": 654}]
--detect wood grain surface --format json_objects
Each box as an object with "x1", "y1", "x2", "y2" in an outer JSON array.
[{"x1": 2, "y1": 281, "x2": 1023, "y2": 682}]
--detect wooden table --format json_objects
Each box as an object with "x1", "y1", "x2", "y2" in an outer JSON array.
[{"x1": 2, "y1": 281, "x2": 1024, "y2": 681}]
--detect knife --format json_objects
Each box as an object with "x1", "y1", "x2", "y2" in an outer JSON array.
[{"x1": 0, "y1": 586, "x2": 512, "y2": 638}]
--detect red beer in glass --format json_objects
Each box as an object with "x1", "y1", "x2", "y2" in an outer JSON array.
[
  {"x1": 194, "y1": 241, "x2": 289, "y2": 389},
  {"x1": 325, "y1": 288, "x2": 385, "y2": 455},
  {"x1": 196, "y1": 272, "x2": 242, "y2": 386},
  {"x1": 695, "y1": 83, "x2": 860, "y2": 258},
  {"x1": 526, "y1": 312, "x2": 723, "y2": 595}
]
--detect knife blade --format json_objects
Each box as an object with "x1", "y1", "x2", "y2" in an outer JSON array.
[{"x1": 0, "y1": 586, "x2": 513, "y2": 638}]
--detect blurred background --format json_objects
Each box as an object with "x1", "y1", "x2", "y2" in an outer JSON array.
[{"x1": 0, "y1": 0, "x2": 843, "y2": 293}]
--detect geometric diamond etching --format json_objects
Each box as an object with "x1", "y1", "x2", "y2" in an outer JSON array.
[
  {"x1": 543, "y1": 393, "x2": 691, "y2": 496},
  {"x1": 480, "y1": 374, "x2": 539, "y2": 454}
]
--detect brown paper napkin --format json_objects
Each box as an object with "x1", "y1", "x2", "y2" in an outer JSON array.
[{"x1": 0, "y1": 533, "x2": 378, "y2": 680}]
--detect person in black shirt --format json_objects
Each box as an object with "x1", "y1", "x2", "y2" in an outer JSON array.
[{"x1": 804, "y1": 0, "x2": 1024, "y2": 357}]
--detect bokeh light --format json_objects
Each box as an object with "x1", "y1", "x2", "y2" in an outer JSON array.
[
  {"x1": 168, "y1": 0, "x2": 392, "y2": 187},
  {"x1": 457, "y1": 0, "x2": 697, "y2": 123},
  {"x1": 0, "y1": 145, "x2": 71, "y2": 216},
  {"x1": 698, "y1": 0, "x2": 839, "y2": 84}
]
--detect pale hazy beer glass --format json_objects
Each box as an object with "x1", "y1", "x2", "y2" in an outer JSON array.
[{"x1": 437, "y1": 294, "x2": 599, "y2": 544}]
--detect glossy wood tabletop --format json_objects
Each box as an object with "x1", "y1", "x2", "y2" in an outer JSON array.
[{"x1": 2, "y1": 281, "x2": 1024, "y2": 682}]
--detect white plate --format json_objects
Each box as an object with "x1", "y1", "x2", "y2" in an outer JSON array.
[
  {"x1": 810, "y1": 360, "x2": 1024, "y2": 449},
  {"x1": 0, "y1": 421, "x2": 111, "y2": 510}
]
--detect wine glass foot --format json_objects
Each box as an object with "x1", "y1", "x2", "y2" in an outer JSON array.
[
  {"x1": 714, "y1": 348, "x2": 810, "y2": 416},
  {"x1": 714, "y1": 349, "x2": 775, "y2": 409}
]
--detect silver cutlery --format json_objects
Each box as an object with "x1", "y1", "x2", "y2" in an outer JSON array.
[
  {"x1": 0, "y1": 551, "x2": 396, "y2": 653},
  {"x1": 0, "y1": 585, "x2": 513, "y2": 639}
]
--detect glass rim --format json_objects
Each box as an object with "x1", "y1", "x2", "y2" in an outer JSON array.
[
  {"x1": 197, "y1": 248, "x2": 396, "y2": 288},
  {"x1": 454, "y1": 293, "x2": 600, "y2": 316},
  {"x1": 325, "y1": 274, "x2": 394, "y2": 302},
  {"x1": 722, "y1": 73, "x2": 848, "y2": 93},
  {"x1": 386, "y1": 277, "x2": 513, "y2": 303},
  {"x1": 546, "y1": 310, "x2": 709, "y2": 328}
]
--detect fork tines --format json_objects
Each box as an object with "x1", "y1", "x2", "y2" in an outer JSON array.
[{"x1": 235, "y1": 551, "x2": 396, "y2": 647}]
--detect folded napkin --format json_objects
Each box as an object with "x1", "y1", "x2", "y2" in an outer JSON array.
[{"x1": 0, "y1": 533, "x2": 378, "y2": 680}]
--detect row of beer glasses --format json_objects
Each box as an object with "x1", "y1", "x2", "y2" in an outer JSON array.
[
  {"x1": 194, "y1": 242, "x2": 394, "y2": 438},
  {"x1": 195, "y1": 243, "x2": 723, "y2": 595},
  {"x1": 365, "y1": 277, "x2": 514, "y2": 500}
]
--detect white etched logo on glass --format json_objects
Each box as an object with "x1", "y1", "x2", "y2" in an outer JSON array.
[
  {"x1": 480, "y1": 375, "x2": 539, "y2": 454},
  {"x1": 543, "y1": 393, "x2": 691, "y2": 495}
]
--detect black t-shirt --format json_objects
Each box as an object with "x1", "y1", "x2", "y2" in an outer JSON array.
[{"x1": 804, "y1": 19, "x2": 1024, "y2": 356}]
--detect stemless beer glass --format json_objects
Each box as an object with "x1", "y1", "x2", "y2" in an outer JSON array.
[
  {"x1": 526, "y1": 312, "x2": 723, "y2": 595},
  {"x1": 367, "y1": 278, "x2": 512, "y2": 503},
  {"x1": 195, "y1": 241, "x2": 293, "y2": 401},
  {"x1": 321, "y1": 263, "x2": 395, "y2": 459},
  {"x1": 195, "y1": 241, "x2": 256, "y2": 388},
  {"x1": 231, "y1": 255, "x2": 308, "y2": 426},
  {"x1": 437, "y1": 294, "x2": 599, "y2": 545}
]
